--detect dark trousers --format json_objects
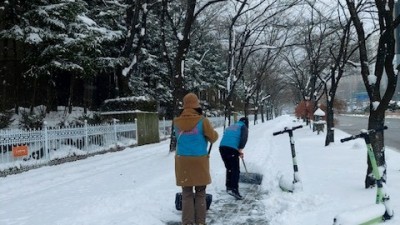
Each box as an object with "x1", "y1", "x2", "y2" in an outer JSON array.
[{"x1": 219, "y1": 146, "x2": 240, "y2": 191}]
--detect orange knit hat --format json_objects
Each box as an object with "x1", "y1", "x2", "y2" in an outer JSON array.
[{"x1": 183, "y1": 93, "x2": 201, "y2": 109}]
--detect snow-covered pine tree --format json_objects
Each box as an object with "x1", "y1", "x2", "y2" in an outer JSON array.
[
  {"x1": 83, "y1": 0, "x2": 127, "y2": 108},
  {"x1": 126, "y1": 2, "x2": 172, "y2": 106},
  {"x1": 0, "y1": 0, "x2": 126, "y2": 112},
  {"x1": 85, "y1": 0, "x2": 127, "y2": 72}
]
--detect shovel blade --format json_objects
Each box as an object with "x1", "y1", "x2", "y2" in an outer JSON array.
[{"x1": 239, "y1": 173, "x2": 263, "y2": 185}]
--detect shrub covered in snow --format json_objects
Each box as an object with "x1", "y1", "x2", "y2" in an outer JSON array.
[{"x1": 0, "y1": 110, "x2": 14, "y2": 129}]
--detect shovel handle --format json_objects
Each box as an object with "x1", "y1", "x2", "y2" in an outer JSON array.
[
  {"x1": 241, "y1": 158, "x2": 249, "y2": 173},
  {"x1": 207, "y1": 143, "x2": 213, "y2": 155}
]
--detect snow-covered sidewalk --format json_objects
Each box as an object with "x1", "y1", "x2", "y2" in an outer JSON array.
[{"x1": 1, "y1": 115, "x2": 400, "y2": 225}]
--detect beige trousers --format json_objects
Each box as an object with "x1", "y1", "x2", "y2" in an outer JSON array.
[{"x1": 181, "y1": 186, "x2": 206, "y2": 225}]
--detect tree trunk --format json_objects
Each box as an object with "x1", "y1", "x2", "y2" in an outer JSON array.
[
  {"x1": 30, "y1": 77, "x2": 38, "y2": 113},
  {"x1": 244, "y1": 98, "x2": 250, "y2": 117},
  {"x1": 169, "y1": 0, "x2": 196, "y2": 152},
  {"x1": 365, "y1": 110, "x2": 386, "y2": 188},
  {"x1": 83, "y1": 78, "x2": 92, "y2": 115},
  {"x1": 325, "y1": 95, "x2": 335, "y2": 146},
  {"x1": 224, "y1": 98, "x2": 232, "y2": 128},
  {"x1": 46, "y1": 78, "x2": 57, "y2": 113},
  {"x1": 68, "y1": 75, "x2": 75, "y2": 114},
  {"x1": 260, "y1": 104, "x2": 265, "y2": 123}
]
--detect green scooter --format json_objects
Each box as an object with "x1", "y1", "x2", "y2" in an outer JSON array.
[{"x1": 333, "y1": 126, "x2": 393, "y2": 224}]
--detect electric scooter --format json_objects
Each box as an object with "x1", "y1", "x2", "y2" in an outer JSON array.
[
  {"x1": 333, "y1": 126, "x2": 393, "y2": 224},
  {"x1": 273, "y1": 125, "x2": 303, "y2": 192}
]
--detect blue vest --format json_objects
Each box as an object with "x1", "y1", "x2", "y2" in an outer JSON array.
[
  {"x1": 220, "y1": 121, "x2": 245, "y2": 150},
  {"x1": 175, "y1": 120, "x2": 208, "y2": 156}
]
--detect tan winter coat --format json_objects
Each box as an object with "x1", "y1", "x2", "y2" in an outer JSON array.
[{"x1": 174, "y1": 109, "x2": 219, "y2": 187}]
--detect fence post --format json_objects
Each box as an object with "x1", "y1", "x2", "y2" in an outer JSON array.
[
  {"x1": 163, "y1": 117, "x2": 166, "y2": 137},
  {"x1": 113, "y1": 118, "x2": 118, "y2": 143},
  {"x1": 84, "y1": 120, "x2": 88, "y2": 151},
  {"x1": 135, "y1": 118, "x2": 138, "y2": 144},
  {"x1": 43, "y1": 121, "x2": 49, "y2": 161}
]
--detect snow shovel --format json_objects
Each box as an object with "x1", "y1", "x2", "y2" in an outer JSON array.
[
  {"x1": 239, "y1": 158, "x2": 263, "y2": 185},
  {"x1": 175, "y1": 192, "x2": 212, "y2": 211},
  {"x1": 333, "y1": 126, "x2": 393, "y2": 224},
  {"x1": 175, "y1": 144, "x2": 213, "y2": 211},
  {"x1": 273, "y1": 125, "x2": 303, "y2": 193}
]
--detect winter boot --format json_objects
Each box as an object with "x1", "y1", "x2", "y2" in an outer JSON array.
[{"x1": 227, "y1": 189, "x2": 243, "y2": 200}]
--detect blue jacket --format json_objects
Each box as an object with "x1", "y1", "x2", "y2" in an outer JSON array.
[
  {"x1": 219, "y1": 121, "x2": 248, "y2": 150},
  {"x1": 175, "y1": 119, "x2": 208, "y2": 156}
]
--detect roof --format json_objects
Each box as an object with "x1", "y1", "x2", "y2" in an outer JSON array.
[{"x1": 314, "y1": 108, "x2": 325, "y2": 116}]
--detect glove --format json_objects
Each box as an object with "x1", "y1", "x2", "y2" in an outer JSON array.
[{"x1": 238, "y1": 149, "x2": 244, "y2": 158}]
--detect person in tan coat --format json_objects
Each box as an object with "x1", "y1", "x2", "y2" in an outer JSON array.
[{"x1": 174, "y1": 93, "x2": 219, "y2": 225}]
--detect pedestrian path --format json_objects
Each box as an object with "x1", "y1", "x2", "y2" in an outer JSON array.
[
  {"x1": 165, "y1": 183, "x2": 268, "y2": 225},
  {"x1": 207, "y1": 183, "x2": 268, "y2": 224}
]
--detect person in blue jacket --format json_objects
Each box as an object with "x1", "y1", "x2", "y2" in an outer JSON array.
[{"x1": 219, "y1": 117, "x2": 249, "y2": 200}]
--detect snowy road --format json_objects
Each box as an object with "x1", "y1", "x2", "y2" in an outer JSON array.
[
  {"x1": 1, "y1": 115, "x2": 400, "y2": 225},
  {"x1": 336, "y1": 114, "x2": 400, "y2": 151}
]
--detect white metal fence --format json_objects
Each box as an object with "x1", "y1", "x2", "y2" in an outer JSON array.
[
  {"x1": 0, "y1": 119, "x2": 137, "y2": 170},
  {"x1": 0, "y1": 116, "x2": 228, "y2": 172}
]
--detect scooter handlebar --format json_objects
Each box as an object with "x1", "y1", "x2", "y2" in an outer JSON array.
[
  {"x1": 273, "y1": 125, "x2": 303, "y2": 136},
  {"x1": 340, "y1": 126, "x2": 388, "y2": 143},
  {"x1": 273, "y1": 130, "x2": 283, "y2": 136},
  {"x1": 340, "y1": 135, "x2": 358, "y2": 143},
  {"x1": 292, "y1": 125, "x2": 303, "y2": 131}
]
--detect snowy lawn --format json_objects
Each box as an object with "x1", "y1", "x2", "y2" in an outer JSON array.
[{"x1": 1, "y1": 115, "x2": 399, "y2": 225}]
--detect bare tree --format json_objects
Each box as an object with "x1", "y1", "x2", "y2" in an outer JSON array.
[
  {"x1": 242, "y1": 21, "x2": 289, "y2": 122},
  {"x1": 159, "y1": 0, "x2": 228, "y2": 151},
  {"x1": 223, "y1": 0, "x2": 302, "y2": 126},
  {"x1": 345, "y1": 0, "x2": 398, "y2": 188},
  {"x1": 280, "y1": 1, "x2": 337, "y2": 125},
  {"x1": 302, "y1": 1, "x2": 338, "y2": 124},
  {"x1": 281, "y1": 47, "x2": 310, "y2": 104},
  {"x1": 322, "y1": 1, "x2": 363, "y2": 146}
]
